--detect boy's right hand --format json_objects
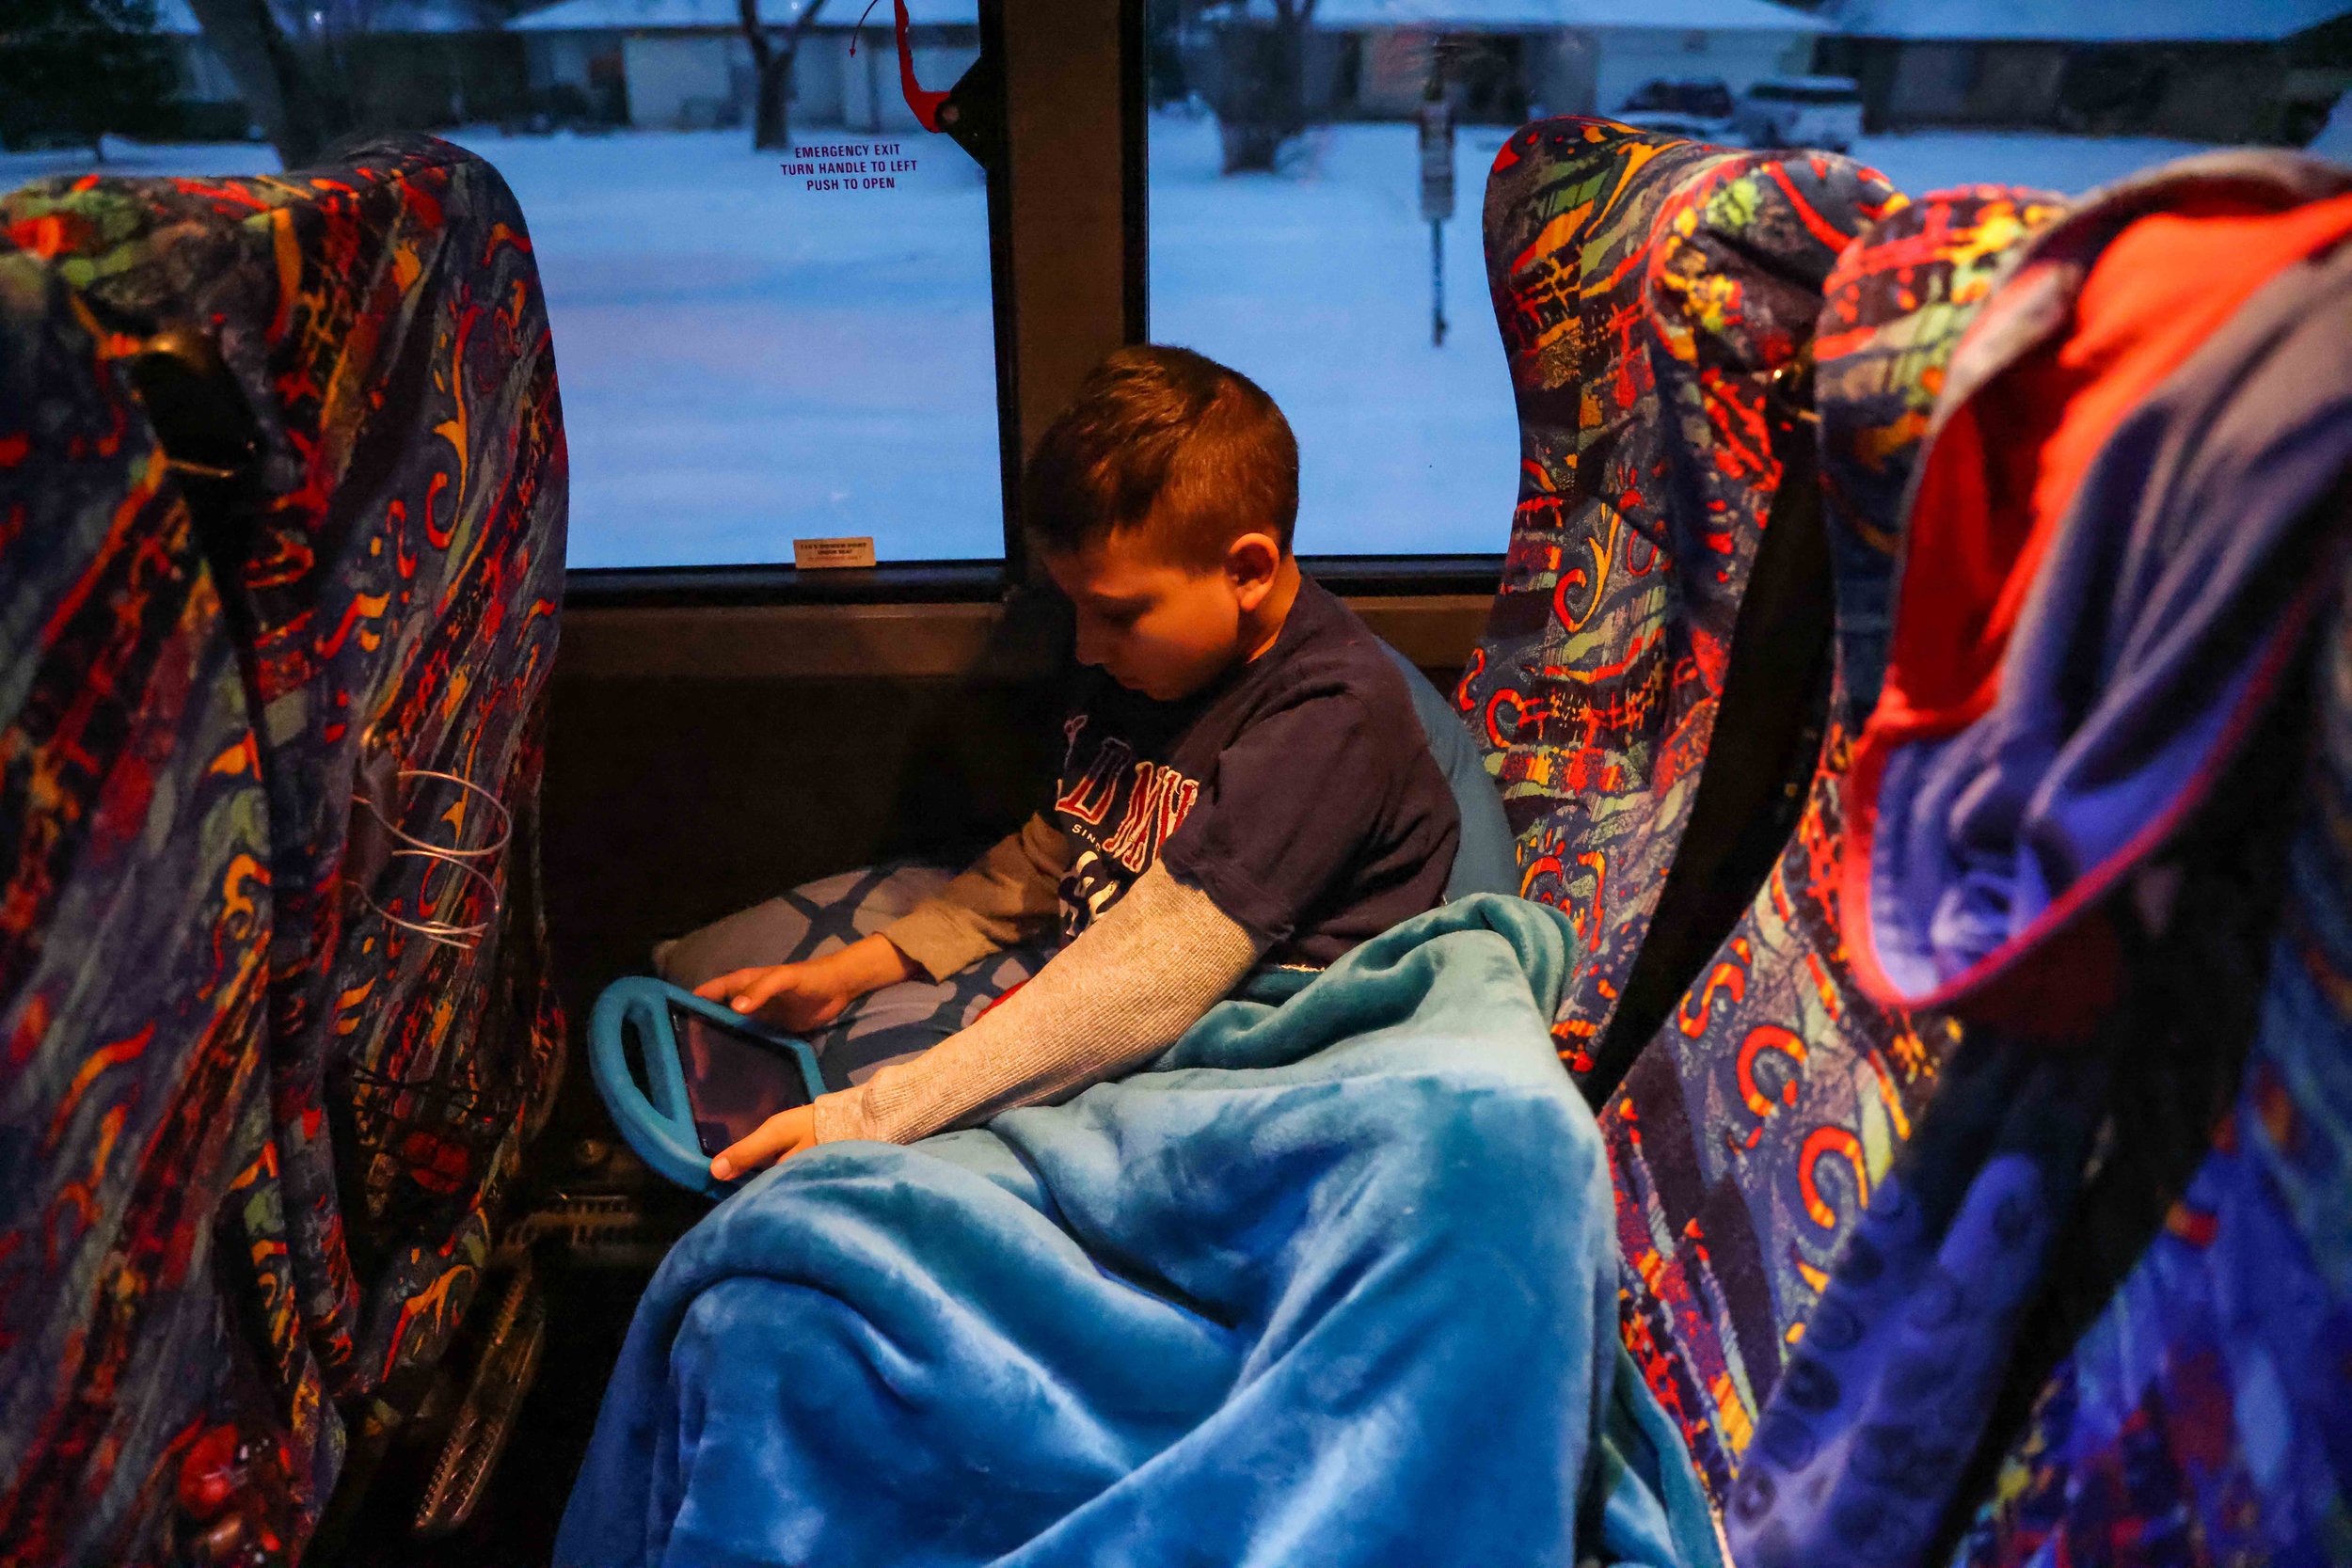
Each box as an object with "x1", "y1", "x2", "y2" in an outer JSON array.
[
  {"x1": 694, "y1": 961, "x2": 857, "y2": 1032},
  {"x1": 693, "y1": 933, "x2": 917, "y2": 1032}
]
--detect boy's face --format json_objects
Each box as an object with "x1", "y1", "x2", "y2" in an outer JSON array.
[{"x1": 1043, "y1": 528, "x2": 1273, "y2": 702}]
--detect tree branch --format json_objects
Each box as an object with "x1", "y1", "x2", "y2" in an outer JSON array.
[{"x1": 737, "y1": 0, "x2": 772, "y2": 71}]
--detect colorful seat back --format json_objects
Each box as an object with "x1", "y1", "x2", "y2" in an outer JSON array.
[
  {"x1": 0, "y1": 242, "x2": 305, "y2": 1562},
  {"x1": 1615, "y1": 152, "x2": 2352, "y2": 1567},
  {"x1": 0, "y1": 134, "x2": 568, "y2": 1553},
  {"x1": 1601, "y1": 186, "x2": 2067, "y2": 1507},
  {"x1": 1726, "y1": 158, "x2": 2352, "y2": 1568},
  {"x1": 1463, "y1": 120, "x2": 1898, "y2": 1085}
]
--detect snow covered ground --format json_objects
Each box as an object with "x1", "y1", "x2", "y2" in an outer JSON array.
[
  {"x1": 1, "y1": 128, "x2": 1009, "y2": 566},
  {"x1": 450, "y1": 127, "x2": 1006, "y2": 566},
  {"x1": 1152, "y1": 114, "x2": 1521, "y2": 562},
  {"x1": 3, "y1": 119, "x2": 2296, "y2": 567}
]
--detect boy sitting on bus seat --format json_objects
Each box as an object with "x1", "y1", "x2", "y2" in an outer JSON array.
[{"x1": 692, "y1": 344, "x2": 1464, "y2": 1180}]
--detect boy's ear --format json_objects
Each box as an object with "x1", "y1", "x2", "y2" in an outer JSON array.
[{"x1": 1224, "y1": 531, "x2": 1282, "y2": 609}]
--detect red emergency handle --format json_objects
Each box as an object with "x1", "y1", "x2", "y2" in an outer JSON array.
[
  {"x1": 893, "y1": 0, "x2": 952, "y2": 131},
  {"x1": 853, "y1": 0, "x2": 954, "y2": 131}
]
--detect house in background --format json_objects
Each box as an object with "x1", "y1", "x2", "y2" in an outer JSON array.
[
  {"x1": 506, "y1": 0, "x2": 977, "y2": 131},
  {"x1": 1815, "y1": 0, "x2": 2352, "y2": 143},
  {"x1": 152, "y1": 0, "x2": 531, "y2": 135},
  {"x1": 1170, "y1": 0, "x2": 1824, "y2": 126},
  {"x1": 1299, "y1": 0, "x2": 1825, "y2": 122}
]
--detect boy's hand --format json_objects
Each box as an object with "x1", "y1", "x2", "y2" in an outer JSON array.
[
  {"x1": 695, "y1": 960, "x2": 856, "y2": 1032},
  {"x1": 693, "y1": 934, "x2": 917, "y2": 1031},
  {"x1": 710, "y1": 1102, "x2": 817, "y2": 1180}
]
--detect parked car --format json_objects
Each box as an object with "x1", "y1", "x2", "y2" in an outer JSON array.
[
  {"x1": 1613, "y1": 77, "x2": 1736, "y2": 141},
  {"x1": 1735, "y1": 75, "x2": 1865, "y2": 153}
]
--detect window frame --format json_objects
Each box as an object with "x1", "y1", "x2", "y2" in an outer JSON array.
[{"x1": 560, "y1": 0, "x2": 1507, "y2": 607}]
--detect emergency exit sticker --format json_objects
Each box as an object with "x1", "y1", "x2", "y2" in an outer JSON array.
[
  {"x1": 782, "y1": 143, "x2": 918, "y2": 193},
  {"x1": 794, "y1": 536, "x2": 879, "y2": 570}
]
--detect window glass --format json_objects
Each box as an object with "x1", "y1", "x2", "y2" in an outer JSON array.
[
  {"x1": 1148, "y1": 7, "x2": 1518, "y2": 557},
  {"x1": 1747, "y1": 80, "x2": 1860, "y2": 105},
  {"x1": 0, "y1": 0, "x2": 1005, "y2": 568},
  {"x1": 1147, "y1": 2, "x2": 2347, "y2": 556},
  {"x1": 1812, "y1": 9, "x2": 2349, "y2": 191}
]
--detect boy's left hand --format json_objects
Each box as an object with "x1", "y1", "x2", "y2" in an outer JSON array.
[{"x1": 710, "y1": 1102, "x2": 818, "y2": 1181}]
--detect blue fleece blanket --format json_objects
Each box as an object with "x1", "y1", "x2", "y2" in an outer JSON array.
[{"x1": 556, "y1": 895, "x2": 1721, "y2": 1568}]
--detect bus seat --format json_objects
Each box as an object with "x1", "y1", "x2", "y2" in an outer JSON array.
[
  {"x1": 0, "y1": 238, "x2": 302, "y2": 1567},
  {"x1": 1622, "y1": 153, "x2": 2352, "y2": 1566},
  {"x1": 1460, "y1": 120, "x2": 1900, "y2": 1094},
  {"x1": 1601, "y1": 184, "x2": 2065, "y2": 1520},
  {"x1": 1380, "y1": 641, "x2": 1518, "y2": 902},
  {"x1": 0, "y1": 135, "x2": 567, "y2": 1554},
  {"x1": 1950, "y1": 534, "x2": 2352, "y2": 1567}
]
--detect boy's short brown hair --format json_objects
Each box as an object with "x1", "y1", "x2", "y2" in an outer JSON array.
[{"x1": 1024, "y1": 345, "x2": 1298, "y2": 569}]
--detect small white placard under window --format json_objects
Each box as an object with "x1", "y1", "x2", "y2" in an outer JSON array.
[{"x1": 793, "y1": 536, "x2": 878, "y2": 570}]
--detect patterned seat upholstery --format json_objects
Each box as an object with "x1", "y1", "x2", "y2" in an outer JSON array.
[
  {"x1": 1951, "y1": 546, "x2": 2352, "y2": 1564},
  {"x1": 1590, "y1": 186, "x2": 2070, "y2": 1504},
  {"x1": 0, "y1": 135, "x2": 567, "y2": 1558},
  {"x1": 1597, "y1": 185, "x2": 2065, "y2": 1512},
  {"x1": 1461, "y1": 120, "x2": 1899, "y2": 1085},
  {"x1": 0, "y1": 238, "x2": 287, "y2": 1566},
  {"x1": 1593, "y1": 149, "x2": 2352, "y2": 1568}
]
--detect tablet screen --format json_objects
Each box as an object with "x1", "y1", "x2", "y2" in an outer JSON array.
[{"x1": 672, "y1": 1004, "x2": 815, "y2": 1159}]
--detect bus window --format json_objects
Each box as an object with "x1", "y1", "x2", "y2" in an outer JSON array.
[
  {"x1": 0, "y1": 0, "x2": 1009, "y2": 570},
  {"x1": 1816, "y1": 6, "x2": 2349, "y2": 191},
  {"x1": 1146, "y1": 4, "x2": 1518, "y2": 557},
  {"x1": 499, "y1": 0, "x2": 1004, "y2": 569}
]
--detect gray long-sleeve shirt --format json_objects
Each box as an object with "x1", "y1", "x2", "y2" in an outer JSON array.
[
  {"x1": 879, "y1": 813, "x2": 1071, "y2": 982},
  {"x1": 816, "y1": 579, "x2": 1458, "y2": 1145},
  {"x1": 815, "y1": 855, "x2": 1260, "y2": 1145}
]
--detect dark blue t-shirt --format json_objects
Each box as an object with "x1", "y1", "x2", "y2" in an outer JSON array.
[{"x1": 1051, "y1": 577, "x2": 1461, "y2": 967}]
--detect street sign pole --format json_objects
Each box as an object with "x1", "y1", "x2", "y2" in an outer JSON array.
[
  {"x1": 1417, "y1": 80, "x2": 1454, "y2": 349},
  {"x1": 1430, "y1": 219, "x2": 1447, "y2": 346}
]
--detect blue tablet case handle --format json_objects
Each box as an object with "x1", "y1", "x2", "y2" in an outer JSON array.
[{"x1": 588, "y1": 975, "x2": 825, "y2": 1196}]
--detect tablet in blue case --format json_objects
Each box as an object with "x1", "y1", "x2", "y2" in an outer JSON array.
[{"x1": 588, "y1": 975, "x2": 827, "y2": 1196}]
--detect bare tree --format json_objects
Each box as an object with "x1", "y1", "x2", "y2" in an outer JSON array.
[
  {"x1": 1209, "y1": 0, "x2": 1317, "y2": 173},
  {"x1": 738, "y1": 0, "x2": 825, "y2": 150},
  {"x1": 182, "y1": 0, "x2": 356, "y2": 166}
]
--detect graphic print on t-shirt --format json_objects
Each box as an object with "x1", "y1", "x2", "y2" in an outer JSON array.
[
  {"x1": 1053, "y1": 714, "x2": 1200, "y2": 941},
  {"x1": 1041, "y1": 578, "x2": 1461, "y2": 967}
]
